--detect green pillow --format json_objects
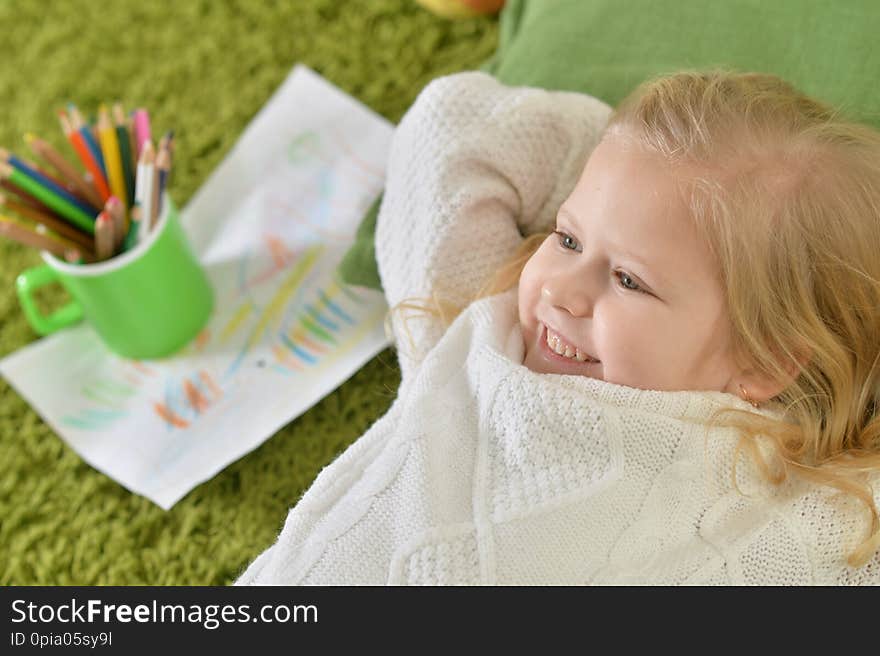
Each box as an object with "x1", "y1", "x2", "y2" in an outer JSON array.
[{"x1": 338, "y1": 0, "x2": 880, "y2": 291}]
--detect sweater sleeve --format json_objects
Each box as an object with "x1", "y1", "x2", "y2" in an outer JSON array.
[{"x1": 375, "y1": 71, "x2": 612, "y2": 383}]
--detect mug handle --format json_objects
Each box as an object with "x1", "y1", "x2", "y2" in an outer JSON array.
[{"x1": 16, "y1": 264, "x2": 84, "y2": 336}]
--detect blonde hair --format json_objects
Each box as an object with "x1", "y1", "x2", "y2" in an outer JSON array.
[{"x1": 393, "y1": 70, "x2": 880, "y2": 567}]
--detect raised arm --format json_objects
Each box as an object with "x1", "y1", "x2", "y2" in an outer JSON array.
[{"x1": 376, "y1": 72, "x2": 612, "y2": 382}]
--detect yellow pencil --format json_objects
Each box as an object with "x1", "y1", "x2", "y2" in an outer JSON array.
[{"x1": 96, "y1": 105, "x2": 128, "y2": 209}]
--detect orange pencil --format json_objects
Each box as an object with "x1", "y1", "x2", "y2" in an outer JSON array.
[
  {"x1": 24, "y1": 133, "x2": 103, "y2": 208},
  {"x1": 59, "y1": 111, "x2": 112, "y2": 202}
]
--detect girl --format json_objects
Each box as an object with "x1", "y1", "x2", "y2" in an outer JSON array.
[{"x1": 237, "y1": 70, "x2": 880, "y2": 585}]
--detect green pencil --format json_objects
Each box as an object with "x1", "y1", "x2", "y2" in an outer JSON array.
[
  {"x1": 122, "y1": 202, "x2": 141, "y2": 251},
  {"x1": 113, "y1": 103, "x2": 135, "y2": 209},
  {"x1": 0, "y1": 162, "x2": 96, "y2": 235}
]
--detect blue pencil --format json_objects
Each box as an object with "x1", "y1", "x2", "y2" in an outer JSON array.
[
  {"x1": 78, "y1": 126, "x2": 106, "y2": 176},
  {"x1": 2, "y1": 150, "x2": 100, "y2": 216},
  {"x1": 68, "y1": 103, "x2": 107, "y2": 175}
]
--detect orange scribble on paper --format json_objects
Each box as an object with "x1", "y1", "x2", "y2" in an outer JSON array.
[
  {"x1": 183, "y1": 379, "x2": 210, "y2": 414},
  {"x1": 130, "y1": 361, "x2": 157, "y2": 376},
  {"x1": 266, "y1": 235, "x2": 295, "y2": 269},
  {"x1": 194, "y1": 329, "x2": 211, "y2": 351},
  {"x1": 299, "y1": 334, "x2": 328, "y2": 354},
  {"x1": 199, "y1": 371, "x2": 223, "y2": 400},
  {"x1": 153, "y1": 402, "x2": 189, "y2": 429}
]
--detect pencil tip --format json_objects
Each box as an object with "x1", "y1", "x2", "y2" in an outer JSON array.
[{"x1": 23, "y1": 133, "x2": 34, "y2": 143}]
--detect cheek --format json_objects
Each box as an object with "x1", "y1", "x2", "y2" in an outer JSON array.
[{"x1": 517, "y1": 253, "x2": 544, "y2": 327}]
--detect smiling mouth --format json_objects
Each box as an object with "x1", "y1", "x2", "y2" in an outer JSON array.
[{"x1": 543, "y1": 325, "x2": 600, "y2": 363}]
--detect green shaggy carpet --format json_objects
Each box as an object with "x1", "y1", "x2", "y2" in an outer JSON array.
[{"x1": 0, "y1": 0, "x2": 498, "y2": 585}]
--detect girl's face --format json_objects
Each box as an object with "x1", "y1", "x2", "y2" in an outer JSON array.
[{"x1": 519, "y1": 135, "x2": 743, "y2": 393}]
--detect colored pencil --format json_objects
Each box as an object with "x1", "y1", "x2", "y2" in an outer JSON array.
[
  {"x1": 68, "y1": 104, "x2": 106, "y2": 174},
  {"x1": 133, "y1": 109, "x2": 151, "y2": 156},
  {"x1": 105, "y1": 196, "x2": 126, "y2": 250},
  {"x1": 59, "y1": 111, "x2": 111, "y2": 202},
  {"x1": 126, "y1": 114, "x2": 137, "y2": 171},
  {"x1": 112, "y1": 104, "x2": 135, "y2": 209},
  {"x1": 94, "y1": 211, "x2": 114, "y2": 260},
  {"x1": 0, "y1": 147, "x2": 99, "y2": 216},
  {"x1": 64, "y1": 249, "x2": 86, "y2": 264},
  {"x1": 161, "y1": 130, "x2": 174, "y2": 187},
  {"x1": 96, "y1": 105, "x2": 128, "y2": 209},
  {"x1": 24, "y1": 133, "x2": 103, "y2": 208},
  {"x1": 33, "y1": 223, "x2": 91, "y2": 258},
  {"x1": 0, "y1": 191, "x2": 94, "y2": 251},
  {"x1": 0, "y1": 162, "x2": 95, "y2": 234},
  {"x1": 156, "y1": 133, "x2": 172, "y2": 210},
  {"x1": 148, "y1": 148, "x2": 160, "y2": 228},
  {"x1": 0, "y1": 178, "x2": 56, "y2": 215},
  {"x1": 0, "y1": 213, "x2": 94, "y2": 262},
  {"x1": 33, "y1": 222, "x2": 95, "y2": 261},
  {"x1": 137, "y1": 141, "x2": 155, "y2": 242},
  {"x1": 123, "y1": 202, "x2": 141, "y2": 252}
]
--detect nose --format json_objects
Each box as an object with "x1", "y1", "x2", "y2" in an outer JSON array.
[{"x1": 541, "y1": 272, "x2": 594, "y2": 317}]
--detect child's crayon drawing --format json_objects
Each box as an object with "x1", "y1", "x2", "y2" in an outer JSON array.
[{"x1": 0, "y1": 66, "x2": 394, "y2": 509}]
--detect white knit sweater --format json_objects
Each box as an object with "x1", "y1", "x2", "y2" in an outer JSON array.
[{"x1": 237, "y1": 72, "x2": 879, "y2": 585}]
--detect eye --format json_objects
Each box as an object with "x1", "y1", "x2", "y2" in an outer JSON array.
[
  {"x1": 553, "y1": 230, "x2": 581, "y2": 252},
  {"x1": 614, "y1": 270, "x2": 648, "y2": 294}
]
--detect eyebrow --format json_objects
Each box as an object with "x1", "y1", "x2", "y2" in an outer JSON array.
[{"x1": 557, "y1": 207, "x2": 671, "y2": 289}]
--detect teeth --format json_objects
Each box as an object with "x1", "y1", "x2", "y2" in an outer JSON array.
[{"x1": 546, "y1": 327, "x2": 597, "y2": 362}]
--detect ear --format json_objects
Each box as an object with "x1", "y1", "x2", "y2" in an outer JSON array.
[{"x1": 737, "y1": 346, "x2": 812, "y2": 404}]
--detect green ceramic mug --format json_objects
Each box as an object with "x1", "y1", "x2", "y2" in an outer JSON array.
[{"x1": 15, "y1": 196, "x2": 214, "y2": 359}]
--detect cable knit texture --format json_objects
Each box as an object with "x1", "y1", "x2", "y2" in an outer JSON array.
[{"x1": 236, "y1": 72, "x2": 880, "y2": 585}]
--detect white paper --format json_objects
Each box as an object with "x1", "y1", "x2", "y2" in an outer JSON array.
[{"x1": 0, "y1": 65, "x2": 394, "y2": 509}]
